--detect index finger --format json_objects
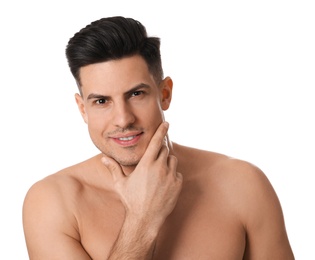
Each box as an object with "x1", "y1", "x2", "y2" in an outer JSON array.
[{"x1": 141, "y1": 121, "x2": 169, "y2": 161}]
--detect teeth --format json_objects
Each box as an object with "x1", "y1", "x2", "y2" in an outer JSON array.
[{"x1": 119, "y1": 136, "x2": 135, "y2": 141}]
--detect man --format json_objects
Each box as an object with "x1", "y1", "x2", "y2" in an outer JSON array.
[{"x1": 23, "y1": 16, "x2": 294, "y2": 259}]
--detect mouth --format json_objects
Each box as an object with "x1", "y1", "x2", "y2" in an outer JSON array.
[{"x1": 111, "y1": 132, "x2": 143, "y2": 146}]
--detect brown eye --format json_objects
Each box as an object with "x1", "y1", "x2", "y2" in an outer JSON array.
[
  {"x1": 95, "y1": 99, "x2": 107, "y2": 104},
  {"x1": 131, "y1": 91, "x2": 144, "y2": 97}
]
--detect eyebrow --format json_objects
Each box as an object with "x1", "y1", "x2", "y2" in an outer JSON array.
[{"x1": 86, "y1": 83, "x2": 151, "y2": 100}]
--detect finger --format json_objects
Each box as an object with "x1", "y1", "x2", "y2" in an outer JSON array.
[
  {"x1": 157, "y1": 143, "x2": 169, "y2": 163},
  {"x1": 142, "y1": 122, "x2": 169, "y2": 161},
  {"x1": 101, "y1": 155, "x2": 125, "y2": 180},
  {"x1": 167, "y1": 155, "x2": 181, "y2": 179}
]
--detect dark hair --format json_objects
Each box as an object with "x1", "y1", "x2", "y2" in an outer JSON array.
[{"x1": 65, "y1": 16, "x2": 163, "y2": 88}]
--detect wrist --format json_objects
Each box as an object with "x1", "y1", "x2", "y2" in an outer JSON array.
[{"x1": 123, "y1": 211, "x2": 161, "y2": 240}]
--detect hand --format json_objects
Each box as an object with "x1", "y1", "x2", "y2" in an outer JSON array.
[{"x1": 102, "y1": 122, "x2": 183, "y2": 227}]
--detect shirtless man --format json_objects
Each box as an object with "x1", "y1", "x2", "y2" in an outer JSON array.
[{"x1": 23, "y1": 16, "x2": 294, "y2": 259}]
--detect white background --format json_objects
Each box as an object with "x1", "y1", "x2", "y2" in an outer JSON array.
[{"x1": 1, "y1": 0, "x2": 314, "y2": 258}]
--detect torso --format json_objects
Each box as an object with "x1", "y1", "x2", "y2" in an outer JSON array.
[{"x1": 54, "y1": 143, "x2": 248, "y2": 259}]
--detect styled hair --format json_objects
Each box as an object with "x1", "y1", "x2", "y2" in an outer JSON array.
[{"x1": 65, "y1": 16, "x2": 164, "y2": 88}]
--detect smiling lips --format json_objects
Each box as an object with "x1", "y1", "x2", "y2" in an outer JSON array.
[{"x1": 111, "y1": 132, "x2": 143, "y2": 146}]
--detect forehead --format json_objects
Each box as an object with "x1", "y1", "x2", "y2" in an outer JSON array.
[{"x1": 79, "y1": 55, "x2": 157, "y2": 97}]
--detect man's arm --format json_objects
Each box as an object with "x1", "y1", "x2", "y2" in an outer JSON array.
[
  {"x1": 23, "y1": 178, "x2": 92, "y2": 259},
  {"x1": 228, "y1": 160, "x2": 295, "y2": 259},
  {"x1": 102, "y1": 122, "x2": 183, "y2": 259}
]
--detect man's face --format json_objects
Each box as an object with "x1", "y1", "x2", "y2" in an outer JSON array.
[{"x1": 76, "y1": 55, "x2": 172, "y2": 169}]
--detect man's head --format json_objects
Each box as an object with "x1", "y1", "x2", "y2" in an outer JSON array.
[
  {"x1": 65, "y1": 16, "x2": 173, "y2": 172},
  {"x1": 66, "y1": 16, "x2": 164, "y2": 93}
]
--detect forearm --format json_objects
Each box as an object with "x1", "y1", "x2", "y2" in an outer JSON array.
[{"x1": 107, "y1": 214, "x2": 161, "y2": 260}]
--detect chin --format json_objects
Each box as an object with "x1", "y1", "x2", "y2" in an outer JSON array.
[
  {"x1": 104, "y1": 150, "x2": 142, "y2": 167},
  {"x1": 96, "y1": 139, "x2": 147, "y2": 166},
  {"x1": 116, "y1": 154, "x2": 141, "y2": 167}
]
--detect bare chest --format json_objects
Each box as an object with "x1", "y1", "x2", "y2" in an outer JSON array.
[{"x1": 76, "y1": 189, "x2": 246, "y2": 260}]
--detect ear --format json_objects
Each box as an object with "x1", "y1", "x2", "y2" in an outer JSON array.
[
  {"x1": 75, "y1": 93, "x2": 88, "y2": 124},
  {"x1": 160, "y1": 76, "x2": 173, "y2": 111}
]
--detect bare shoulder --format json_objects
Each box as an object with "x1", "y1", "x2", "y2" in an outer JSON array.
[
  {"x1": 23, "y1": 158, "x2": 89, "y2": 203},
  {"x1": 179, "y1": 144, "x2": 283, "y2": 219},
  {"x1": 23, "y1": 154, "x2": 103, "y2": 211},
  {"x1": 212, "y1": 153, "x2": 272, "y2": 194},
  {"x1": 22, "y1": 157, "x2": 99, "y2": 259},
  {"x1": 175, "y1": 143, "x2": 294, "y2": 259},
  {"x1": 23, "y1": 164, "x2": 85, "y2": 238},
  {"x1": 208, "y1": 154, "x2": 280, "y2": 216},
  {"x1": 175, "y1": 142, "x2": 264, "y2": 181}
]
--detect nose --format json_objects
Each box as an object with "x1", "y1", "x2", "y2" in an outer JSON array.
[{"x1": 112, "y1": 101, "x2": 136, "y2": 129}]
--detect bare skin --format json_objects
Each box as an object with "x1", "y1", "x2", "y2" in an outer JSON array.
[{"x1": 23, "y1": 55, "x2": 294, "y2": 259}]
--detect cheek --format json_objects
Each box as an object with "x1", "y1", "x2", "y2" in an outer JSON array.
[
  {"x1": 86, "y1": 112, "x2": 107, "y2": 134},
  {"x1": 144, "y1": 98, "x2": 164, "y2": 115},
  {"x1": 145, "y1": 101, "x2": 165, "y2": 125}
]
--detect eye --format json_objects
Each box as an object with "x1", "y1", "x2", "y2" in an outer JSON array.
[
  {"x1": 131, "y1": 91, "x2": 144, "y2": 97},
  {"x1": 95, "y1": 98, "x2": 107, "y2": 104}
]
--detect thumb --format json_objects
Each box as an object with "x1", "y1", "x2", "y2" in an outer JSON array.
[{"x1": 101, "y1": 155, "x2": 125, "y2": 181}]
